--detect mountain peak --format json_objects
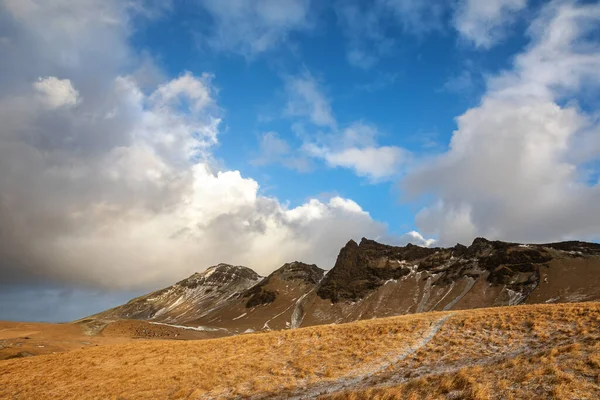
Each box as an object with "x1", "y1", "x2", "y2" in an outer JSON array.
[
  {"x1": 202, "y1": 263, "x2": 259, "y2": 276},
  {"x1": 471, "y1": 237, "x2": 490, "y2": 245},
  {"x1": 345, "y1": 239, "x2": 359, "y2": 248},
  {"x1": 272, "y1": 261, "x2": 325, "y2": 284},
  {"x1": 242, "y1": 261, "x2": 324, "y2": 309},
  {"x1": 177, "y1": 264, "x2": 262, "y2": 289}
]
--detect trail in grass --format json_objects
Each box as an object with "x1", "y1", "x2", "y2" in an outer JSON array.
[
  {"x1": 270, "y1": 313, "x2": 454, "y2": 400},
  {"x1": 347, "y1": 334, "x2": 592, "y2": 396}
]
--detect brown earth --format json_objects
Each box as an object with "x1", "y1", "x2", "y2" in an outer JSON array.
[{"x1": 1, "y1": 302, "x2": 599, "y2": 399}]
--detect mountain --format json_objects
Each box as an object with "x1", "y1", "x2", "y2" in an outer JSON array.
[
  {"x1": 86, "y1": 238, "x2": 600, "y2": 334},
  {"x1": 299, "y1": 237, "x2": 600, "y2": 326},
  {"x1": 89, "y1": 261, "x2": 325, "y2": 334},
  {"x1": 187, "y1": 261, "x2": 325, "y2": 332},
  {"x1": 89, "y1": 263, "x2": 262, "y2": 325}
]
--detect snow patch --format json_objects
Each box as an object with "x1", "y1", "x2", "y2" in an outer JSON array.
[
  {"x1": 417, "y1": 276, "x2": 433, "y2": 313},
  {"x1": 566, "y1": 291, "x2": 588, "y2": 302},
  {"x1": 152, "y1": 295, "x2": 185, "y2": 318},
  {"x1": 264, "y1": 303, "x2": 296, "y2": 330},
  {"x1": 506, "y1": 288, "x2": 526, "y2": 306},
  {"x1": 203, "y1": 268, "x2": 217, "y2": 278},
  {"x1": 232, "y1": 313, "x2": 247, "y2": 321},
  {"x1": 443, "y1": 277, "x2": 475, "y2": 311},
  {"x1": 149, "y1": 322, "x2": 225, "y2": 332},
  {"x1": 431, "y1": 281, "x2": 456, "y2": 311}
]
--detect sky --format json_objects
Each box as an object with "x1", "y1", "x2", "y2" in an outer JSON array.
[{"x1": 1, "y1": 0, "x2": 600, "y2": 321}]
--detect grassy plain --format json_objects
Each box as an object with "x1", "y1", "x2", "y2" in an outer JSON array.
[{"x1": 1, "y1": 302, "x2": 599, "y2": 399}]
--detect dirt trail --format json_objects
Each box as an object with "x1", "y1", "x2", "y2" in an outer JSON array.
[
  {"x1": 326, "y1": 334, "x2": 594, "y2": 399},
  {"x1": 267, "y1": 313, "x2": 454, "y2": 400}
]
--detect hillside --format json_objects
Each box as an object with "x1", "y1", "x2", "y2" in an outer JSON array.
[
  {"x1": 2, "y1": 302, "x2": 599, "y2": 399},
  {"x1": 86, "y1": 238, "x2": 600, "y2": 334}
]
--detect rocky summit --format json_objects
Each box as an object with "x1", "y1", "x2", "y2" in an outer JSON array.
[{"x1": 86, "y1": 238, "x2": 600, "y2": 336}]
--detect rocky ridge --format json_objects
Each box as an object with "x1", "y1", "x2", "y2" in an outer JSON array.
[{"x1": 87, "y1": 238, "x2": 600, "y2": 334}]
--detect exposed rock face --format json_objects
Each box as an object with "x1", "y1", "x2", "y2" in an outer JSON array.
[
  {"x1": 273, "y1": 261, "x2": 325, "y2": 284},
  {"x1": 316, "y1": 239, "x2": 441, "y2": 302},
  {"x1": 317, "y1": 237, "x2": 562, "y2": 303},
  {"x1": 87, "y1": 238, "x2": 600, "y2": 335},
  {"x1": 244, "y1": 262, "x2": 324, "y2": 308},
  {"x1": 298, "y1": 237, "x2": 600, "y2": 328}
]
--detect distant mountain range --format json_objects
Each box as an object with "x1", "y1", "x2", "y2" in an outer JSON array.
[{"x1": 87, "y1": 237, "x2": 600, "y2": 335}]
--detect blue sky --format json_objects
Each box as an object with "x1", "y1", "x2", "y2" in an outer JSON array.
[
  {"x1": 129, "y1": 0, "x2": 529, "y2": 235},
  {"x1": 1, "y1": 0, "x2": 600, "y2": 321}
]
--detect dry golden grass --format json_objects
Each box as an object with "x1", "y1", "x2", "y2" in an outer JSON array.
[
  {"x1": 0, "y1": 312, "x2": 441, "y2": 399},
  {"x1": 0, "y1": 319, "x2": 220, "y2": 361},
  {"x1": 326, "y1": 339, "x2": 600, "y2": 400},
  {"x1": 0, "y1": 321, "x2": 137, "y2": 360},
  {"x1": 1, "y1": 302, "x2": 599, "y2": 399},
  {"x1": 326, "y1": 303, "x2": 600, "y2": 400}
]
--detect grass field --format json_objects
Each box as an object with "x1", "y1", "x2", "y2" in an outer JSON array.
[{"x1": 1, "y1": 302, "x2": 599, "y2": 399}]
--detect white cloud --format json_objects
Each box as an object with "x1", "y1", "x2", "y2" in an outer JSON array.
[
  {"x1": 454, "y1": 0, "x2": 528, "y2": 48},
  {"x1": 284, "y1": 72, "x2": 337, "y2": 129},
  {"x1": 198, "y1": 0, "x2": 314, "y2": 56},
  {"x1": 400, "y1": 231, "x2": 437, "y2": 247},
  {"x1": 149, "y1": 72, "x2": 214, "y2": 113},
  {"x1": 309, "y1": 145, "x2": 408, "y2": 181},
  {"x1": 0, "y1": 0, "x2": 418, "y2": 291},
  {"x1": 251, "y1": 131, "x2": 312, "y2": 172},
  {"x1": 341, "y1": 121, "x2": 377, "y2": 147},
  {"x1": 40, "y1": 160, "x2": 392, "y2": 287},
  {"x1": 253, "y1": 131, "x2": 290, "y2": 160},
  {"x1": 282, "y1": 74, "x2": 410, "y2": 181},
  {"x1": 304, "y1": 122, "x2": 410, "y2": 182},
  {"x1": 404, "y1": 1, "x2": 600, "y2": 246},
  {"x1": 33, "y1": 77, "x2": 80, "y2": 109}
]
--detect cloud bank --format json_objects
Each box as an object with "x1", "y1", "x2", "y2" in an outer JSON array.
[
  {"x1": 404, "y1": 0, "x2": 600, "y2": 246},
  {"x1": 0, "y1": 0, "x2": 430, "y2": 292}
]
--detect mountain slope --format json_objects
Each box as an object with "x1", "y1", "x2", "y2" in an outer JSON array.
[
  {"x1": 86, "y1": 238, "x2": 600, "y2": 334},
  {"x1": 89, "y1": 263, "x2": 262, "y2": 326},
  {"x1": 90, "y1": 262, "x2": 325, "y2": 334},
  {"x1": 187, "y1": 261, "x2": 325, "y2": 333}
]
